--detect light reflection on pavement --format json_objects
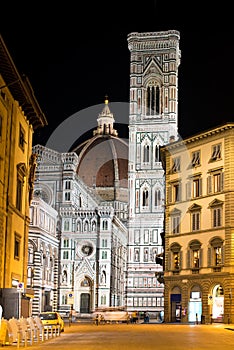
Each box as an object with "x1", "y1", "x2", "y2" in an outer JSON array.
[{"x1": 7, "y1": 322, "x2": 234, "y2": 350}]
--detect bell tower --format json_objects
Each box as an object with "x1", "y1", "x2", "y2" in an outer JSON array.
[{"x1": 126, "y1": 30, "x2": 181, "y2": 315}]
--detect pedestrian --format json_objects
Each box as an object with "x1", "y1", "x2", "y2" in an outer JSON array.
[
  {"x1": 132, "y1": 311, "x2": 138, "y2": 324},
  {"x1": 72, "y1": 309, "x2": 76, "y2": 322},
  {"x1": 95, "y1": 314, "x2": 100, "y2": 326},
  {"x1": 196, "y1": 313, "x2": 198, "y2": 325},
  {"x1": 144, "y1": 311, "x2": 149, "y2": 323}
]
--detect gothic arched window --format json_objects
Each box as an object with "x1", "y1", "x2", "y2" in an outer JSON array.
[
  {"x1": 155, "y1": 144, "x2": 160, "y2": 162},
  {"x1": 146, "y1": 84, "x2": 160, "y2": 116},
  {"x1": 155, "y1": 189, "x2": 161, "y2": 207},
  {"x1": 143, "y1": 145, "x2": 150, "y2": 163},
  {"x1": 142, "y1": 189, "x2": 149, "y2": 207}
]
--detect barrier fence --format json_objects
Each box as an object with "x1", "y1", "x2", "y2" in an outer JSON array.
[{"x1": 0, "y1": 316, "x2": 61, "y2": 347}]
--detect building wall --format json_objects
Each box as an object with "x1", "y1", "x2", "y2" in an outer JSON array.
[
  {"x1": 162, "y1": 123, "x2": 234, "y2": 324},
  {"x1": 0, "y1": 78, "x2": 33, "y2": 289},
  {"x1": 0, "y1": 34, "x2": 47, "y2": 317}
]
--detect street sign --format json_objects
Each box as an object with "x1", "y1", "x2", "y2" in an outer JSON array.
[{"x1": 67, "y1": 292, "x2": 74, "y2": 305}]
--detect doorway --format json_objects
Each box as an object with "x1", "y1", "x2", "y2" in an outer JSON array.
[
  {"x1": 80, "y1": 293, "x2": 90, "y2": 313},
  {"x1": 212, "y1": 284, "x2": 224, "y2": 322}
]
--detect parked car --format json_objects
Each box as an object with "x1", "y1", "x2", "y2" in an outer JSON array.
[{"x1": 39, "y1": 312, "x2": 65, "y2": 332}]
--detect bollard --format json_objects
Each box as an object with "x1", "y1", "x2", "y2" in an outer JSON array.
[
  {"x1": 24, "y1": 330, "x2": 27, "y2": 347},
  {"x1": 37, "y1": 328, "x2": 40, "y2": 342},
  {"x1": 41, "y1": 328, "x2": 44, "y2": 342},
  {"x1": 17, "y1": 331, "x2": 20, "y2": 349}
]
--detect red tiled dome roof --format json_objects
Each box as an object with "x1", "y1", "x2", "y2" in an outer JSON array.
[{"x1": 72, "y1": 99, "x2": 128, "y2": 202}]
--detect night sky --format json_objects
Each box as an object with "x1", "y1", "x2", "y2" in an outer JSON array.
[{"x1": 1, "y1": 1, "x2": 234, "y2": 149}]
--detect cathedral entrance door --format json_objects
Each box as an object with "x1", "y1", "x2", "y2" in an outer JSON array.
[{"x1": 80, "y1": 293, "x2": 90, "y2": 313}]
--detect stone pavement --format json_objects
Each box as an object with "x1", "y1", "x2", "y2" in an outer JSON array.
[{"x1": 4, "y1": 321, "x2": 234, "y2": 350}]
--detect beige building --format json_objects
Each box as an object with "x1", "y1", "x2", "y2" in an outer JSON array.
[
  {"x1": 0, "y1": 34, "x2": 47, "y2": 318},
  {"x1": 162, "y1": 122, "x2": 234, "y2": 324}
]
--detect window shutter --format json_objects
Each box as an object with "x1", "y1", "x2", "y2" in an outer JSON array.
[
  {"x1": 222, "y1": 245, "x2": 225, "y2": 264},
  {"x1": 179, "y1": 251, "x2": 183, "y2": 270},
  {"x1": 186, "y1": 181, "x2": 191, "y2": 200},
  {"x1": 167, "y1": 252, "x2": 171, "y2": 270},
  {"x1": 199, "y1": 248, "x2": 203, "y2": 267},
  {"x1": 168, "y1": 186, "x2": 172, "y2": 203},
  {"x1": 178, "y1": 183, "x2": 182, "y2": 201},
  {"x1": 220, "y1": 172, "x2": 224, "y2": 191},
  {"x1": 199, "y1": 178, "x2": 202, "y2": 196},
  {"x1": 186, "y1": 250, "x2": 191, "y2": 268},
  {"x1": 207, "y1": 247, "x2": 211, "y2": 267},
  {"x1": 207, "y1": 175, "x2": 212, "y2": 194}
]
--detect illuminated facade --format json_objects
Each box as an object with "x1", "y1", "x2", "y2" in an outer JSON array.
[
  {"x1": 126, "y1": 31, "x2": 180, "y2": 316},
  {"x1": 28, "y1": 196, "x2": 59, "y2": 315},
  {"x1": 30, "y1": 101, "x2": 128, "y2": 316},
  {"x1": 162, "y1": 123, "x2": 234, "y2": 324},
  {"x1": 0, "y1": 34, "x2": 47, "y2": 318}
]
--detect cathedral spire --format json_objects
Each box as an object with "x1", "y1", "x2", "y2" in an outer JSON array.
[{"x1": 93, "y1": 96, "x2": 118, "y2": 137}]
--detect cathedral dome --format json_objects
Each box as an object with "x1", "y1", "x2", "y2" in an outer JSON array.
[{"x1": 72, "y1": 99, "x2": 128, "y2": 202}]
